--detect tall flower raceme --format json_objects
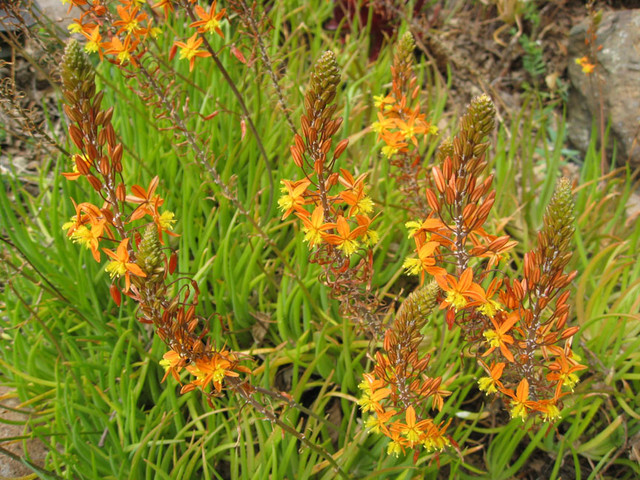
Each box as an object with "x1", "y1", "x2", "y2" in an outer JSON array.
[
  {"x1": 362, "y1": 94, "x2": 585, "y2": 457},
  {"x1": 280, "y1": 51, "x2": 384, "y2": 332},
  {"x1": 59, "y1": 40, "x2": 252, "y2": 403},
  {"x1": 359, "y1": 282, "x2": 453, "y2": 457},
  {"x1": 372, "y1": 32, "x2": 438, "y2": 214},
  {"x1": 414, "y1": 96, "x2": 585, "y2": 422}
]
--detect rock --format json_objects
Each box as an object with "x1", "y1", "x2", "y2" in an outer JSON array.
[
  {"x1": 37, "y1": 0, "x2": 80, "y2": 30},
  {"x1": 567, "y1": 10, "x2": 640, "y2": 170}
]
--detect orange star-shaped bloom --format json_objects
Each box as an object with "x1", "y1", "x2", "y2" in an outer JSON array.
[
  {"x1": 546, "y1": 352, "x2": 587, "y2": 399},
  {"x1": 113, "y1": 5, "x2": 147, "y2": 36},
  {"x1": 402, "y1": 239, "x2": 444, "y2": 284},
  {"x1": 295, "y1": 206, "x2": 333, "y2": 247},
  {"x1": 188, "y1": 353, "x2": 240, "y2": 393},
  {"x1": 103, "y1": 35, "x2": 139, "y2": 66},
  {"x1": 357, "y1": 374, "x2": 391, "y2": 414},
  {"x1": 354, "y1": 214, "x2": 379, "y2": 247},
  {"x1": 503, "y1": 378, "x2": 536, "y2": 421},
  {"x1": 103, "y1": 238, "x2": 146, "y2": 291},
  {"x1": 482, "y1": 311, "x2": 520, "y2": 362},
  {"x1": 174, "y1": 33, "x2": 211, "y2": 72},
  {"x1": 159, "y1": 349, "x2": 186, "y2": 383},
  {"x1": 190, "y1": 1, "x2": 226, "y2": 38},
  {"x1": 151, "y1": 0, "x2": 174, "y2": 19},
  {"x1": 278, "y1": 178, "x2": 310, "y2": 219},
  {"x1": 477, "y1": 360, "x2": 505, "y2": 394},
  {"x1": 82, "y1": 26, "x2": 104, "y2": 60},
  {"x1": 397, "y1": 406, "x2": 433, "y2": 447},
  {"x1": 435, "y1": 267, "x2": 485, "y2": 311},
  {"x1": 364, "y1": 409, "x2": 397, "y2": 435},
  {"x1": 340, "y1": 178, "x2": 374, "y2": 216},
  {"x1": 126, "y1": 176, "x2": 162, "y2": 221},
  {"x1": 323, "y1": 215, "x2": 367, "y2": 257}
]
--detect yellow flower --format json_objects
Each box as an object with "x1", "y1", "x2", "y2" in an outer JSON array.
[
  {"x1": 158, "y1": 211, "x2": 176, "y2": 230},
  {"x1": 507, "y1": 379, "x2": 532, "y2": 422},
  {"x1": 103, "y1": 238, "x2": 147, "y2": 291},
  {"x1": 381, "y1": 144, "x2": 399, "y2": 158},
  {"x1": 278, "y1": 179, "x2": 310, "y2": 219},
  {"x1": 477, "y1": 299, "x2": 502, "y2": 318},
  {"x1": 402, "y1": 256, "x2": 422, "y2": 275},
  {"x1": 68, "y1": 22, "x2": 83, "y2": 34},
  {"x1": 405, "y1": 220, "x2": 422, "y2": 238},
  {"x1": 575, "y1": 56, "x2": 595, "y2": 74},
  {"x1": 190, "y1": 1, "x2": 226, "y2": 38},
  {"x1": 387, "y1": 438, "x2": 404, "y2": 457},
  {"x1": 174, "y1": 33, "x2": 212, "y2": 72},
  {"x1": 323, "y1": 216, "x2": 367, "y2": 257},
  {"x1": 373, "y1": 94, "x2": 393, "y2": 109},
  {"x1": 542, "y1": 403, "x2": 561, "y2": 422},
  {"x1": 296, "y1": 206, "x2": 332, "y2": 247}
]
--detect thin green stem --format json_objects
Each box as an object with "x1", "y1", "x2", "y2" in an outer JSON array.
[{"x1": 183, "y1": 2, "x2": 274, "y2": 217}]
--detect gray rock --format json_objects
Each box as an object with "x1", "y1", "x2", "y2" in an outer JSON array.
[{"x1": 567, "y1": 10, "x2": 640, "y2": 169}]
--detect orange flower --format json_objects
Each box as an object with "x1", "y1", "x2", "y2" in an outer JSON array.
[
  {"x1": 295, "y1": 206, "x2": 332, "y2": 247},
  {"x1": 482, "y1": 311, "x2": 519, "y2": 362},
  {"x1": 373, "y1": 94, "x2": 394, "y2": 110},
  {"x1": 103, "y1": 238, "x2": 146, "y2": 291},
  {"x1": 340, "y1": 178, "x2": 374, "y2": 216},
  {"x1": 365, "y1": 409, "x2": 397, "y2": 435},
  {"x1": 538, "y1": 400, "x2": 561, "y2": 422},
  {"x1": 69, "y1": 219, "x2": 104, "y2": 262},
  {"x1": 435, "y1": 267, "x2": 485, "y2": 311},
  {"x1": 62, "y1": 201, "x2": 105, "y2": 240},
  {"x1": 188, "y1": 352, "x2": 240, "y2": 393},
  {"x1": 152, "y1": 0, "x2": 174, "y2": 19},
  {"x1": 174, "y1": 33, "x2": 211, "y2": 72},
  {"x1": 477, "y1": 361, "x2": 505, "y2": 394},
  {"x1": 354, "y1": 214, "x2": 379, "y2": 247},
  {"x1": 503, "y1": 378, "x2": 535, "y2": 421},
  {"x1": 103, "y1": 35, "x2": 139, "y2": 66},
  {"x1": 126, "y1": 176, "x2": 162, "y2": 221},
  {"x1": 371, "y1": 111, "x2": 394, "y2": 138},
  {"x1": 159, "y1": 349, "x2": 184, "y2": 383},
  {"x1": 421, "y1": 418, "x2": 451, "y2": 452},
  {"x1": 380, "y1": 130, "x2": 407, "y2": 158},
  {"x1": 323, "y1": 215, "x2": 367, "y2": 257},
  {"x1": 394, "y1": 111, "x2": 426, "y2": 146},
  {"x1": 546, "y1": 352, "x2": 586, "y2": 399},
  {"x1": 396, "y1": 406, "x2": 432, "y2": 447},
  {"x1": 474, "y1": 277, "x2": 503, "y2": 318},
  {"x1": 358, "y1": 373, "x2": 391, "y2": 413},
  {"x1": 150, "y1": 198, "x2": 178, "y2": 238},
  {"x1": 575, "y1": 56, "x2": 595, "y2": 74},
  {"x1": 402, "y1": 240, "x2": 443, "y2": 283},
  {"x1": 82, "y1": 26, "x2": 104, "y2": 60},
  {"x1": 278, "y1": 178, "x2": 310, "y2": 219},
  {"x1": 113, "y1": 5, "x2": 147, "y2": 36},
  {"x1": 190, "y1": 1, "x2": 226, "y2": 38}
]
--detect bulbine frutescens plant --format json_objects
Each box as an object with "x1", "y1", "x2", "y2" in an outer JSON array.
[
  {"x1": 59, "y1": 39, "x2": 252, "y2": 403},
  {"x1": 355, "y1": 33, "x2": 585, "y2": 458},
  {"x1": 57, "y1": 0, "x2": 586, "y2": 466},
  {"x1": 279, "y1": 50, "x2": 385, "y2": 333},
  {"x1": 59, "y1": 37, "x2": 351, "y2": 477}
]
